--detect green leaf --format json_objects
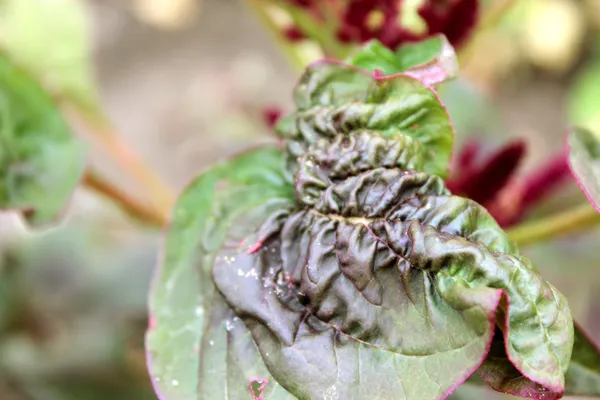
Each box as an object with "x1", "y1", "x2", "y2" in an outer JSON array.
[
  {"x1": 452, "y1": 324, "x2": 600, "y2": 397},
  {"x1": 145, "y1": 147, "x2": 295, "y2": 400},
  {"x1": 0, "y1": 54, "x2": 86, "y2": 225},
  {"x1": 0, "y1": 0, "x2": 100, "y2": 114},
  {"x1": 567, "y1": 127, "x2": 600, "y2": 211},
  {"x1": 213, "y1": 132, "x2": 573, "y2": 400},
  {"x1": 568, "y1": 58, "x2": 600, "y2": 135},
  {"x1": 276, "y1": 61, "x2": 455, "y2": 178},
  {"x1": 346, "y1": 36, "x2": 458, "y2": 86},
  {"x1": 563, "y1": 324, "x2": 600, "y2": 396}
]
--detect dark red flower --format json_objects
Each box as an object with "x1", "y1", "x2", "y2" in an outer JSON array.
[
  {"x1": 283, "y1": 26, "x2": 306, "y2": 42},
  {"x1": 418, "y1": 0, "x2": 479, "y2": 47},
  {"x1": 283, "y1": 0, "x2": 479, "y2": 50},
  {"x1": 448, "y1": 138, "x2": 572, "y2": 228},
  {"x1": 489, "y1": 154, "x2": 571, "y2": 227},
  {"x1": 336, "y1": 0, "x2": 419, "y2": 49},
  {"x1": 262, "y1": 107, "x2": 283, "y2": 129},
  {"x1": 447, "y1": 139, "x2": 526, "y2": 206},
  {"x1": 288, "y1": 0, "x2": 314, "y2": 8}
]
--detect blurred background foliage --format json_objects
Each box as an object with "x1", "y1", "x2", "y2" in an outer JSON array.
[{"x1": 1, "y1": 0, "x2": 600, "y2": 398}]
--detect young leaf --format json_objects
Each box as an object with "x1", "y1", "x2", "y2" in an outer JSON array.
[
  {"x1": 145, "y1": 147, "x2": 295, "y2": 400},
  {"x1": 276, "y1": 61, "x2": 455, "y2": 178},
  {"x1": 213, "y1": 132, "x2": 573, "y2": 400},
  {"x1": 0, "y1": 54, "x2": 86, "y2": 225},
  {"x1": 346, "y1": 35, "x2": 458, "y2": 86},
  {"x1": 0, "y1": 0, "x2": 100, "y2": 115},
  {"x1": 567, "y1": 127, "x2": 600, "y2": 211}
]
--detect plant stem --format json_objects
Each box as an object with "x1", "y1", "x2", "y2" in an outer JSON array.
[
  {"x1": 508, "y1": 203, "x2": 600, "y2": 246},
  {"x1": 83, "y1": 170, "x2": 166, "y2": 226},
  {"x1": 67, "y1": 108, "x2": 175, "y2": 218},
  {"x1": 241, "y1": 0, "x2": 306, "y2": 72}
]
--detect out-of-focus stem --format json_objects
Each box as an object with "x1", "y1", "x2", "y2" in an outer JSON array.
[
  {"x1": 83, "y1": 170, "x2": 166, "y2": 226},
  {"x1": 508, "y1": 203, "x2": 600, "y2": 246},
  {"x1": 67, "y1": 108, "x2": 175, "y2": 219},
  {"x1": 242, "y1": 0, "x2": 306, "y2": 72},
  {"x1": 459, "y1": 0, "x2": 518, "y2": 64}
]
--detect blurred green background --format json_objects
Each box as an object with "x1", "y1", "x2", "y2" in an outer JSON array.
[{"x1": 1, "y1": 0, "x2": 600, "y2": 398}]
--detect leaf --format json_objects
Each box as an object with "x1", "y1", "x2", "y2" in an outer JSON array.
[
  {"x1": 213, "y1": 132, "x2": 573, "y2": 400},
  {"x1": 346, "y1": 35, "x2": 458, "y2": 86},
  {"x1": 452, "y1": 324, "x2": 600, "y2": 398},
  {"x1": 275, "y1": 61, "x2": 455, "y2": 178},
  {"x1": 563, "y1": 324, "x2": 600, "y2": 396},
  {"x1": 567, "y1": 58, "x2": 600, "y2": 135},
  {"x1": 0, "y1": 54, "x2": 86, "y2": 225},
  {"x1": 0, "y1": 0, "x2": 100, "y2": 114},
  {"x1": 567, "y1": 127, "x2": 600, "y2": 211},
  {"x1": 145, "y1": 147, "x2": 296, "y2": 400}
]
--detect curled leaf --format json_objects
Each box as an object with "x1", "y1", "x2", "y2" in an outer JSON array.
[
  {"x1": 213, "y1": 131, "x2": 573, "y2": 399},
  {"x1": 275, "y1": 61, "x2": 455, "y2": 178},
  {"x1": 454, "y1": 324, "x2": 600, "y2": 398},
  {"x1": 149, "y1": 59, "x2": 575, "y2": 400}
]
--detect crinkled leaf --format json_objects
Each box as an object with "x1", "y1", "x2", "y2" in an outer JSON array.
[
  {"x1": 347, "y1": 36, "x2": 458, "y2": 86},
  {"x1": 0, "y1": 0, "x2": 100, "y2": 114},
  {"x1": 213, "y1": 132, "x2": 573, "y2": 400},
  {"x1": 454, "y1": 324, "x2": 600, "y2": 398},
  {"x1": 275, "y1": 61, "x2": 455, "y2": 177},
  {"x1": 145, "y1": 147, "x2": 295, "y2": 400},
  {"x1": 0, "y1": 54, "x2": 85, "y2": 225},
  {"x1": 567, "y1": 127, "x2": 600, "y2": 211}
]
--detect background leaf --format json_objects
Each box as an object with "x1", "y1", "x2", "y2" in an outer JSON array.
[
  {"x1": 0, "y1": 0, "x2": 100, "y2": 115},
  {"x1": 145, "y1": 147, "x2": 295, "y2": 400},
  {"x1": 0, "y1": 54, "x2": 86, "y2": 225},
  {"x1": 562, "y1": 325, "x2": 600, "y2": 396},
  {"x1": 567, "y1": 127, "x2": 600, "y2": 210},
  {"x1": 568, "y1": 55, "x2": 600, "y2": 136}
]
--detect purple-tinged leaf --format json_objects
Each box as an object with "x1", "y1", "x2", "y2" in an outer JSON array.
[
  {"x1": 456, "y1": 324, "x2": 600, "y2": 398},
  {"x1": 213, "y1": 131, "x2": 573, "y2": 400},
  {"x1": 568, "y1": 127, "x2": 600, "y2": 211},
  {"x1": 148, "y1": 53, "x2": 576, "y2": 400},
  {"x1": 145, "y1": 147, "x2": 295, "y2": 400}
]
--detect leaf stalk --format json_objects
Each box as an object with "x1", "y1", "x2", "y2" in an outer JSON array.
[{"x1": 508, "y1": 203, "x2": 600, "y2": 246}]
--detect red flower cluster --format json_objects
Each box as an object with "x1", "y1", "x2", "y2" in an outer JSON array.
[
  {"x1": 283, "y1": 0, "x2": 479, "y2": 49},
  {"x1": 419, "y1": 0, "x2": 478, "y2": 47},
  {"x1": 448, "y1": 139, "x2": 572, "y2": 227}
]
